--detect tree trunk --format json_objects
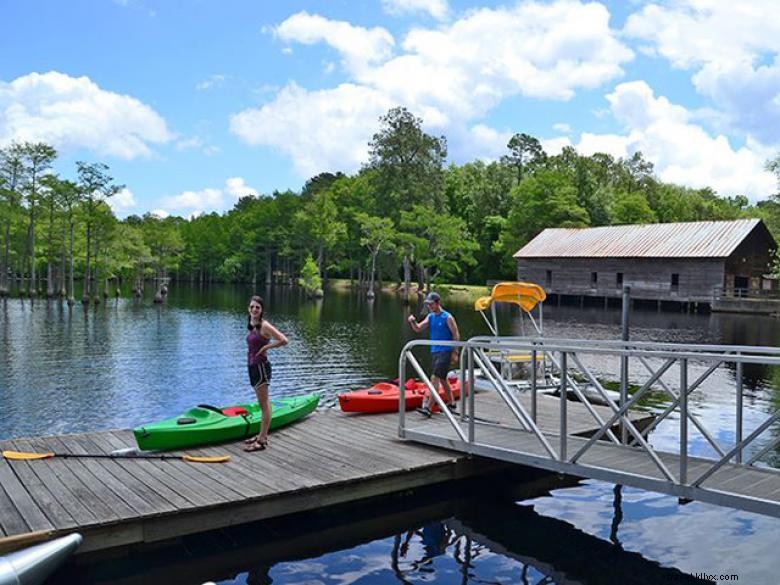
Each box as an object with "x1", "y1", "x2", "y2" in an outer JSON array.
[
  {"x1": 403, "y1": 255, "x2": 412, "y2": 301},
  {"x1": 83, "y1": 220, "x2": 92, "y2": 302},
  {"x1": 68, "y1": 218, "x2": 75, "y2": 303},
  {"x1": 369, "y1": 252, "x2": 377, "y2": 295},
  {"x1": 0, "y1": 220, "x2": 10, "y2": 294},
  {"x1": 265, "y1": 246, "x2": 272, "y2": 285}
]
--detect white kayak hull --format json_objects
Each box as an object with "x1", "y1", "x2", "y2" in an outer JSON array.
[{"x1": 0, "y1": 533, "x2": 82, "y2": 585}]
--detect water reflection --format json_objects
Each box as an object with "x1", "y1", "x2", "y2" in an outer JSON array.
[{"x1": 52, "y1": 473, "x2": 740, "y2": 585}]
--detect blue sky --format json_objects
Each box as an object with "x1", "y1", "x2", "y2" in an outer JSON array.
[{"x1": 2, "y1": 0, "x2": 779, "y2": 217}]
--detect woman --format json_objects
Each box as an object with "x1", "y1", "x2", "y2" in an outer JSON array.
[{"x1": 244, "y1": 295, "x2": 288, "y2": 452}]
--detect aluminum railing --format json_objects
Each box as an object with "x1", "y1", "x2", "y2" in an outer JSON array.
[{"x1": 398, "y1": 337, "x2": 780, "y2": 513}]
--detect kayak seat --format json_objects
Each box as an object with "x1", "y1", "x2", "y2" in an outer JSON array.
[
  {"x1": 404, "y1": 379, "x2": 417, "y2": 390},
  {"x1": 177, "y1": 417, "x2": 197, "y2": 425},
  {"x1": 222, "y1": 406, "x2": 249, "y2": 417}
]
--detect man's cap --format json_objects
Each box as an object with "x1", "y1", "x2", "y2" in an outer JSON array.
[{"x1": 424, "y1": 292, "x2": 441, "y2": 304}]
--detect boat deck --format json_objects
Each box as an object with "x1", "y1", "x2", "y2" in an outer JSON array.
[{"x1": 0, "y1": 392, "x2": 651, "y2": 554}]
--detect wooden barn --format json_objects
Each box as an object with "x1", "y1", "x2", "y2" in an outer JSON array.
[{"x1": 513, "y1": 219, "x2": 777, "y2": 306}]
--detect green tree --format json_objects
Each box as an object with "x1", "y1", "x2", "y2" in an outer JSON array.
[
  {"x1": 355, "y1": 212, "x2": 395, "y2": 297},
  {"x1": 76, "y1": 162, "x2": 122, "y2": 302},
  {"x1": 298, "y1": 254, "x2": 323, "y2": 297},
  {"x1": 497, "y1": 169, "x2": 589, "y2": 271},
  {"x1": 0, "y1": 144, "x2": 26, "y2": 295},
  {"x1": 20, "y1": 142, "x2": 57, "y2": 295},
  {"x1": 293, "y1": 189, "x2": 347, "y2": 279},
  {"x1": 610, "y1": 191, "x2": 657, "y2": 224},
  {"x1": 504, "y1": 132, "x2": 546, "y2": 182},
  {"x1": 367, "y1": 106, "x2": 447, "y2": 219}
]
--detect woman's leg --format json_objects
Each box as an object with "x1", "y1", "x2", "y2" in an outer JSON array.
[{"x1": 254, "y1": 381, "x2": 272, "y2": 444}]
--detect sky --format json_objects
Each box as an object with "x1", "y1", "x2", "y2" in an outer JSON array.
[{"x1": 1, "y1": 0, "x2": 779, "y2": 218}]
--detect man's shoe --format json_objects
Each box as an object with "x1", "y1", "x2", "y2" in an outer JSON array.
[
  {"x1": 446, "y1": 403, "x2": 458, "y2": 412},
  {"x1": 416, "y1": 406, "x2": 432, "y2": 418}
]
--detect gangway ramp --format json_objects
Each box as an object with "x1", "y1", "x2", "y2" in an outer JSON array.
[{"x1": 399, "y1": 338, "x2": 780, "y2": 519}]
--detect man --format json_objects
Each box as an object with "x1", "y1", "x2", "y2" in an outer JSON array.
[{"x1": 407, "y1": 291, "x2": 460, "y2": 416}]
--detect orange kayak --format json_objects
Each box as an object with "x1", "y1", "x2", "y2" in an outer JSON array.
[{"x1": 338, "y1": 377, "x2": 464, "y2": 413}]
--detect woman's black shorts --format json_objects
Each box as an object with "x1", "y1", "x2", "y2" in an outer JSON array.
[{"x1": 248, "y1": 361, "x2": 272, "y2": 387}]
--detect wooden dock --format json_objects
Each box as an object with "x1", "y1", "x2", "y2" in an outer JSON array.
[{"x1": 0, "y1": 393, "x2": 650, "y2": 555}]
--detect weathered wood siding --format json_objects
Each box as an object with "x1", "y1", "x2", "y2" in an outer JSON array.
[
  {"x1": 724, "y1": 222, "x2": 776, "y2": 289},
  {"x1": 516, "y1": 258, "x2": 725, "y2": 301}
]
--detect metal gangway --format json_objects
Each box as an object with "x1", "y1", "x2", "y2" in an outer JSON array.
[{"x1": 398, "y1": 337, "x2": 780, "y2": 518}]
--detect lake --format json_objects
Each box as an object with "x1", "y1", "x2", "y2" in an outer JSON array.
[{"x1": 2, "y1": 284, "x2": 780, "y2": 584}]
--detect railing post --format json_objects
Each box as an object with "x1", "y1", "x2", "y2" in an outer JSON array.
[
  {"x1": 560, "y1": 351, "x2": 567, "y2": 461},
  {"x1": 468, "y1": 346, "x2": 475, "y2": 444},
  {"x1": 680, "y1": 358, "x2": 688, "y2": 484},
  {"x1": 531, "y1": 348, "x2": 537, "y2": 424},
  {"x1": 736, "y1": 358, "x2": 743, "y2": 464},
  {"x1": 620, "y1": 285, "x2": 631, "y2": 444},
  {"x1": 399, "y1": 350, "x2": 406, "y2": 438}
]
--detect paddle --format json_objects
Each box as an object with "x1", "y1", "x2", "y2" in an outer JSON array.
[{"x1": 2, "y1": 450, "x2": 230, "y2": 463}]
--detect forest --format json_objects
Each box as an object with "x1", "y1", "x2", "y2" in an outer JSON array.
[{"x1": 3, "y1": 106, "x2": 780, "y2": 302}]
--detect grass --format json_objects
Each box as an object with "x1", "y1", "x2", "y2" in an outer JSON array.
[{"x1": 326, "y1": 278, "x2": 490, "y2": 303}]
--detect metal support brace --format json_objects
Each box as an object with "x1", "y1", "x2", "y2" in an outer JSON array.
[
  {"x1": 406, "y1": 351, "x2": 467, "y2": 442},
  {"x1": 570, "y1": 358, "x2": 677, "y2": 481},
  {"x1": 473, "y1": 349, "x2": 558, "y2": 459},
  {"x1": 638, "y1": 356, "x2": 726, "y2": 458},
  {"x1": 692, "y1": 410, "x2": 780, "y2": 487}
]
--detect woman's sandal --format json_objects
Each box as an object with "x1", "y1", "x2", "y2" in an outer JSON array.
[{"x1": 243, "y1": 438, "x2": 268, "y2": 452}]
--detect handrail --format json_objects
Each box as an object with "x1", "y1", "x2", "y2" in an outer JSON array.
[{"x1": 399, "y1": 335, "x2": 780, "y2": 508}]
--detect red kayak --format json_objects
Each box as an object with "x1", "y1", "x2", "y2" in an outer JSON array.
[{"x1": 338, "y1": 377, "x2": 464, "y2": 413}]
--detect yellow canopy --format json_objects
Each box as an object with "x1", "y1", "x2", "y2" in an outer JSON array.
[{"x1": 474, "y1": 282, "x2": 547, "y2": 313}]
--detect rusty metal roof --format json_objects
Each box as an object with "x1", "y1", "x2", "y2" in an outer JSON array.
[{"x1": 513, "y1": 219, "x2": 764, "y2": 259}]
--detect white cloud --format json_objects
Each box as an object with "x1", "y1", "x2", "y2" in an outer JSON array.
[
  {"x1": 176, "y1": 136, "x2": 219, "y2": 156},
  {"x1": 575, "y1": 81, "x2": 776, "y2": 200},
  {"x1": 541, "y1": 136, "x2": 572, "y2": 155},
  {"x1": 176, "y1": 136, "x2": 203, "y2": 150},
  {"x1": 553, "y1": 122, "x2": 571, "y2": 133},
  {"x1": 107, "y1": 187, "x2": 137, "y2": 216},
  {"x1": 624, "y1": 1, "x2": 780, "y2": 143},
  {"x1": 225, "y1": 176, "x2": 257, "y2": 199},
  {"x1": 0, "y1": 71, "x2": 172, "y2": 159},
  {"x1": 230, "y1": 82, "x2": 395, "y2": 176},
  {"x1": 150, "y1": 209, "x2": 169, "y2": 218},
  {"x1": 195, "y1": 74, "x2": 227, "y2": 91},
  {"x1": 160, "y1": 177, "x2": 259, "y2": 216},
  {"x1": 381, "y1": 0, "x2": 449, "y2": 20},
  {"x1": 274, "y1": 12, "x2": 395, "y2": 76},
  {"x1": 238, "y1": 1, "x2": 632, "y2": 176}
]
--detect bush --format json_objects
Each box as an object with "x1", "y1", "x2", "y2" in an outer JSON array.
[{"x1": 299, "y1": 255, "x2": 323, "y2": 297}]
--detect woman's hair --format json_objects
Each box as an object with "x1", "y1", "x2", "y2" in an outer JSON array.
[{"x1": 247, "y1": 295, "x2": 265, "y2": 331}]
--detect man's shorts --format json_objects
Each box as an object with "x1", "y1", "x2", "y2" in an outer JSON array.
[
  {"x1": 431, "y1": 350, "x2": 451, "y2": 379},
  {"x1": 248, "y1": 361, "x2": 272, "y2": 387}
]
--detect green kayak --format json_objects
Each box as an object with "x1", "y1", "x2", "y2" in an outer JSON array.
[{"x1": 133, "y1": 392, "x2": 320, "y2": 451}]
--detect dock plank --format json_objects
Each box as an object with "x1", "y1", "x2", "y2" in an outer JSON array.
[
  {"x1": 3, "y1": 440, "x2": 77, "y2": 530},
  {"x1": 0, "y1": 450, "x2": 54, "y2": 533},
  {"x1": 95, "y1": 432, "x2": 216, "y2": 509}
]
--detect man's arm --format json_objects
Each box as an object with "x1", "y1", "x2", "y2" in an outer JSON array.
[
  {"x1": 407, "y1": 314, "x2": 429, "y2": 332},
  {"x1": 447, "y1": 315, "x2": 460, "y2": 341},
  {"x1": 447, "y1": 315, "x2": 460, "y2": 360}
]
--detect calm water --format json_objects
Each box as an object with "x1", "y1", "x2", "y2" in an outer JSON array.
[{"x1": 3, "y1": 284, "x2": 780, "y2": 584}]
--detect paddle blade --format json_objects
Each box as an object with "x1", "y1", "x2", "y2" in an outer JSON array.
[
  {"x1": 2, "y1": 450, "x2": 56, "y2": 461},
  {"x1": 181, "y1": 454, "x2": 231, "y2": 463}
]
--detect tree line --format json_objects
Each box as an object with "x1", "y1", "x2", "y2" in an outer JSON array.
[{"x1": 3, "y1": 106, "x2": 780, "y2": 301}]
